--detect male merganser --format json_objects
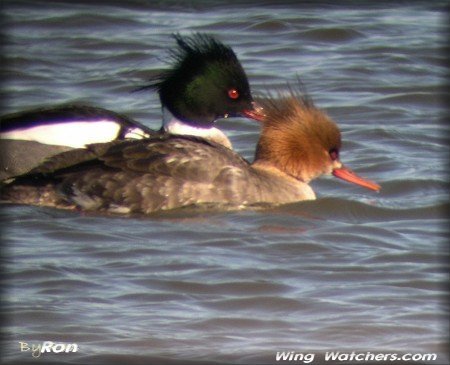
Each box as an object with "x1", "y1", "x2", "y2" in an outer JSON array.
[
  {"x1": 1, "y1": 85, "x2": 380, "y2": 214},
  {"x1": 0, "y1": 33, "x2": 260, "y2": 180}
]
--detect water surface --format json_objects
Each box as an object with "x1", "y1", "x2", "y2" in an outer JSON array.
[{"x1": 1, "y1": 1, "x2": 448, "y2": 364}]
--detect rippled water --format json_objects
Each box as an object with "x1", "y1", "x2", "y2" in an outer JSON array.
[{"x1": 1, "y1": 1, "x2": 449, "y2": 365}]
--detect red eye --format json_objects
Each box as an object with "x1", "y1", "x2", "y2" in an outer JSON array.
[
  {"x1": 228, "y1": 89, "x2": 239, "y2": 99},
  {"x1": 329, "y1": 148, "x2": 339, "y2": 161}
]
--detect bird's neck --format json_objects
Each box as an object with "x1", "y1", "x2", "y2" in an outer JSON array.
[{"x1": 162, "y1": 108, "x2": 232, "y2": 149}]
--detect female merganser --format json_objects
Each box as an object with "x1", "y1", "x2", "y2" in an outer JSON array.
[
  {"x1": 0, "y1": 33, "x2": 260, "y2": 180},
  {"x1": 1, "y1": 85, "x2": 380, "y2": 214}
]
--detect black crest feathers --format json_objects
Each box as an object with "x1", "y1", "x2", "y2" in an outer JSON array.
[{"x1": 135, "y1": 33, "x2": 239, "y2": 93}]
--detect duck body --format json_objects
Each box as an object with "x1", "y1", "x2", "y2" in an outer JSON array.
[
  {"x1": 1, "y1": 33, "x2": 259, "y2": 181},
  {"x1": 0, "y1": 103, "x2": 152, "y2": 146},
  {"x1": 0, "y1": 104, "x2": 153, "y2": 180},
  {"x1": 1, "y1": 87, "x2": 380, "y2": 215},
  {"x1": 1, "y1": 136, "x2": 314, "y2": 214}
]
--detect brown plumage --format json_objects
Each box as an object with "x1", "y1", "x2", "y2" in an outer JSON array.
[
  {"x1": 255, "y1": 93, "x2": 341, "y2": 183},
  {"x1": 1, "y1": 86, "x2": 380, "y2": 215}
]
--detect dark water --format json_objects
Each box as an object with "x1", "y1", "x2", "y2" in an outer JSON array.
[{"x1": 1, "y1": 1, "x2": 449, "y2": 364}]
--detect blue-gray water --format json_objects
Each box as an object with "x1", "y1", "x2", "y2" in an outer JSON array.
[{"x1": 1, "y1": 1, "x2": 448, "y2": 364}]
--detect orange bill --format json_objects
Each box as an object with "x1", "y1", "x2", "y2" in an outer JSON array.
[
  {"x1": 332, "y1": 167, "x2": 381, "y2": 192},
  {"x1": 242, "y1": 101, "x2": 266, "y2": 122}
]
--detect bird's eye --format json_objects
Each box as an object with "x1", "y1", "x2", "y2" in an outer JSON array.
[
  {"x1": 329, "y1": 148, "x2": 339, "y2": 161},
  {"x1": 228, "y1": 88, "x2": 239, "y2": 99}
]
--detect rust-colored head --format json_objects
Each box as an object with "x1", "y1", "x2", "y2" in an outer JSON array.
[{"x1": 254, "y1": 88, "x2": 380, "y2": 191}]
